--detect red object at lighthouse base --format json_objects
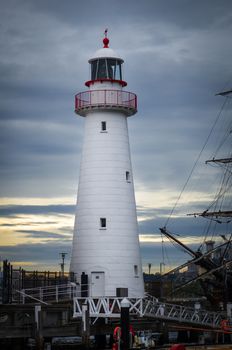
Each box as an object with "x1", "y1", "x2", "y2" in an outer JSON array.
[{"x1": 170, "y1": 345, "x2": 186, "y2": 350}]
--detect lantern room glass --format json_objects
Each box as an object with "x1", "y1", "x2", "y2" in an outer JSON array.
[{"x1": 91, "y1": 58, "x2": 122, "y2": 81}]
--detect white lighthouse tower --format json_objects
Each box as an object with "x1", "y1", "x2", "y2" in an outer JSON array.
[{"x1": 70, "y1": 31, "x2": 144, "y2": 298}]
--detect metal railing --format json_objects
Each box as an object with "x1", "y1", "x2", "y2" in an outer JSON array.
[
  {"x1": 19, "y1": 283, "x2": 82, "y2": 304},
  {"x1": 17, "y1": 284, "x2": 225, "y2": 329},
  {"x1": 73, "y1": 295, "x2": 224, "y2": 329},
  {"x1": 75, "y1": 89, "x2": 137, "y2": 116}
]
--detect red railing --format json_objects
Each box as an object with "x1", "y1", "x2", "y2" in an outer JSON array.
[{"x1": 75, "y1": 90, "x2": 137, "y2": 115}]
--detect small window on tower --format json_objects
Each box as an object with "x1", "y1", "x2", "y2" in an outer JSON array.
[
  {"x1": 101, "y1": 121, "x2": 107, "y2": 132},
  {"x1": 126, "y1": 171, "x2": 131, "y2": 182},
  {"x1": 100, "y1": 218, "x2": 106, "y2": 229},
  {"x1": 134, "y1": 265, "x2": 138, "y2": 277}
]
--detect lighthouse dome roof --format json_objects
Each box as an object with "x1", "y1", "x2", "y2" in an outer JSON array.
[{"x1": 89, "y1": 47, "x2": 124, "y2": 63}]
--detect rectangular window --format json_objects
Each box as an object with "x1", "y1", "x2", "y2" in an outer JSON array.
[
  {"x1": 107, "y1": 58, "x2": 116, "y2": 79},
  {"x1": 97, "y1": 59, "x2": 107, "y2": 79},
  {"x1": 134, "y1": 265, "x2": 138, "y2": 276},
  {"x1": 126, "y1": 171, "x2": 130, "y2": 182},
  {"x1": 105, "y1": 59, "x2": 122, "y2": 80},
  {"x1": 91, "y1": 60, "x2": 98, "y2": 80},
  {"x1": 100, "y1": 218, "x2": 106, "y2": 228},
  {"x1": 115, "y1": 60, "x2": 122, "y2": 80},
  {"x1": 101, "y1": 121, "x2": 106, "y2": 131}
]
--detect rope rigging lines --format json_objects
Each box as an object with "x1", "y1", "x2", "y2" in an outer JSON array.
[
  {"x1": 164, "y1": 97, "x2": 229, "y2": 229},
  {"x1": 159, "y1": 89, "x2": 232, "y2": 270}
]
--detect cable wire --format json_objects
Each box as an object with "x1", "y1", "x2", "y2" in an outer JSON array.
[{"x1": 164, "y1": 97, "x2": 228, "y2": 228}]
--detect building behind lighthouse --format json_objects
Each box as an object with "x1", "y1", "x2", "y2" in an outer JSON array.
[{"x1": 70, "y1": 32, "x2": 144, "y2": 298}]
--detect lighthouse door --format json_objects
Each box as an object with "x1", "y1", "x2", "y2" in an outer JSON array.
[{"x1": 91, "y1": 272, "x2": 105, "y2": 297}]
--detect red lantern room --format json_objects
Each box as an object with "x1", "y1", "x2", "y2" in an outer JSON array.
[{"x1": 85, "y1": 30, "x2": 127, "y2": 88}]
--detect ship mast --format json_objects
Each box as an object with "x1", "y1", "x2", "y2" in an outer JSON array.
[
  {"x1": 159, "y1": 227, "x2": 218, "y2": 270},
  {"x1": 159, "y1": 227, "x2": 199, "y2": 259}
]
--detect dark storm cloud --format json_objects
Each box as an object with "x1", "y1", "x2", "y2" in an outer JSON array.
[
  {"x1": 0, "y1": 204, "x2": 75, "y2": 216},
  {"x1": 23, "y1": 0, "x2": 232, "y2": 31},
  {"x1": 16, "y1": 229, "x2": 71, "y2": 240},
  {"x1": 0, "y1": 118, "x2": 83, "y2": 197},
  {"x1": 0, "y1": 221, "x2": 57, "y2": 227},
  {"x1": 139, "y1": 215, "x2": 229, "y2": 239},
  {"x1": 0, "y1": 242, "x2": 72, "y2": 262}
]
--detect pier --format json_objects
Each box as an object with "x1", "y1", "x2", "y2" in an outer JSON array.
[{"x1": 1, "y1": 283, "x2": 231, "y2": 348}]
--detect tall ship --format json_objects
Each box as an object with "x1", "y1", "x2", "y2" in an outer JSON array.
[{"x1": 160, "y1": 89, "x2": 232, "y2": 309}]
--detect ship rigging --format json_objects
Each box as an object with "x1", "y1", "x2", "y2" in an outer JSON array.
[{"x1": 159, "y1": 89, "x2": 232, "y2": 307}]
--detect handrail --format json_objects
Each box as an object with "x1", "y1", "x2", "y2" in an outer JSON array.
[
  {"x1": 73, "y1": 295, "x2": 225, "y2": 329},
  {"x1": 19, "y1": 283, "x2": 84, "y2": 304},
  {"x1": 16, "y1": 289, "x2": 49, "y2": 305},
  {"x1": 75, "y1": 89, "x2": 137, "y2": 116}
]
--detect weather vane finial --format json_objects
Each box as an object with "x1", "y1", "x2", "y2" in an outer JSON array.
[{"x1": 103, "y1": 28, "x2": 109, "y2": 48}]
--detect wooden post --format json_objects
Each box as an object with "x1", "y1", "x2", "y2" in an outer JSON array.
[
  {"x1": 120, "y1": 298, "x2": 130, "y2": 350},
  {"x1": 34, "y1": 304, "x2": 44, "y2": 350},
  {"x1": 82, "y1": 303, "x2": 90, "y2": 348}
]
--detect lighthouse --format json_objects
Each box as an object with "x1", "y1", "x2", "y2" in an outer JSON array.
[{"x1": 70, "y1": 31, "x2": 144, "y2": 298}]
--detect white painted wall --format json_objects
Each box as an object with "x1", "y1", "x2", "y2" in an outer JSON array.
[{"x1": 70, "y1": 104, "x2": 144, "y2": 297}]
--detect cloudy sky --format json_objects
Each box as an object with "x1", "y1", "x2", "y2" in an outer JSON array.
[{"x1": 0, "y1": 0, "x2": 232, "y2": 273}]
